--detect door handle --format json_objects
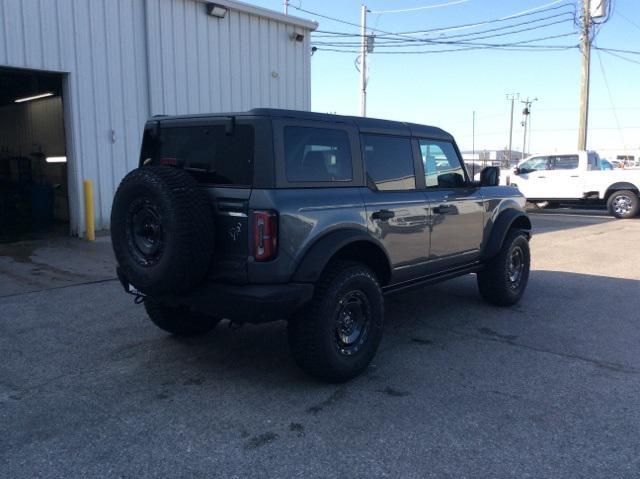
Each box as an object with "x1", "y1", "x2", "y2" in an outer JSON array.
[
  {"x1": 538, "y1": 176, "x2": 546, "y2": 179},
  {"x1": 570, "y1": 175, "x2": 580, "y2": 178},
  {"x1": 434, "y1": 204, "x2": 453, "y2": 215},
  {"x1": 371, "y1": 209, "x2": 395, "y2": 221}
]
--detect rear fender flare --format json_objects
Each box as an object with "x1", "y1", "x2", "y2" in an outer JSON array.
[
  {"x1": 292, "y1": 229, "x2": 391, "y2": 284},
  {"x1": 604, "y1": 182, "x2": 640, "y2": 200}
]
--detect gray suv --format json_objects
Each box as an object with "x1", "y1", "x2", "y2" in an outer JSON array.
[{"x1": 111, "y1": 109, "x2": 532, "y2": 382}]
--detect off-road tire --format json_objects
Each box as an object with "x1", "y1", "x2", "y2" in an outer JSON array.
[
  {"x1": 145, "y1": 298, "x2": 220, "y2": 336},
  {"x1": 607, "y1": 190, "x2": 639, "y2": 219},
  {"x1": 287, "y1": 261, "x2": 384, "y2": 383},
  {"x1": 111, "y1": 166, "x2": 215, "y2": 295},
  {"x1": 477, "y1": 229, "x2": 530, "y2": 306}
]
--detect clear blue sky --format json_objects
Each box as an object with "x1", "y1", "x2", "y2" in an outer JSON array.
[{"x1": 253, "y1": 0, "x2": 639, "y2": 154}]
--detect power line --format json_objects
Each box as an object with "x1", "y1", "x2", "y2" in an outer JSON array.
[
  {"x1": 370, "y1": 0, "x2": 470, "y2": 15},
  {"x1": 314, "y1": 10, "x2": 575, "y2": 43},
  {"x1": 295, "y1": 2, "x2": 575, "y2": 41},
  {"x1": 598, "y1": 49, "x2": 640, "y2": 66},
  {"x1": 313, "y1": 33, "x2": 579, "y2": 54},
  {"x1": 594, "y1": 44, "x2": 625, "y2": 147},
  {"x1": 313, "y1": 18, "x2": 576, "y2": 48},
  {"x1": 616, "y1": 10, "x2": 640, "y2": 32},
  {"x1": 593, "y1": 46, "x2": 640, "y2": 55}
]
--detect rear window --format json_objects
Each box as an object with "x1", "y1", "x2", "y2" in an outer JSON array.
[
  {"x1": 144, "y1": 124, "x2": 254, "y2": 185},
  {"x1": 284, "y1": 126, "x2": 353, "y2": 183}
]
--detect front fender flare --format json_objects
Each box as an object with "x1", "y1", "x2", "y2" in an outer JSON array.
[{"x1": 482, "y1": 209, "x2": 532, "y2": 260}]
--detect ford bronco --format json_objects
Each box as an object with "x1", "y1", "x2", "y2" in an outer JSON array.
[{"x1": 111, "y1": 109, "x2": 532, "y2": 382}]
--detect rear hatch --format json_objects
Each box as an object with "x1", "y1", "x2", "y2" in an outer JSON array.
[{"x1": 140, "y1": 116, "x2": 259, "y2": 284}]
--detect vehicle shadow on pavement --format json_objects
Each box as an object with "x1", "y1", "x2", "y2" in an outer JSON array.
[{"x1": 138, "y1": 268, "x2": 640, "y2": 388}]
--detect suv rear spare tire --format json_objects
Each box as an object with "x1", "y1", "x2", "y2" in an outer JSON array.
[{"x1": 111, "y1": 166, "x2": 215, "y2": 295}]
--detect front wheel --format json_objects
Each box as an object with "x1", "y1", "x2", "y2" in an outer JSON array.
[
  {"x1": 287, "y1": 261, "x2": 384, "y2": 382},
  {"x1": 477, "y1": 230, "x2": 530, "y2": 306},
  {"x1": 144, "y1": 298, "x2": 221, "y2": 336},
  {"x1": 607, "y1": 190, "x2": 639, "y2": 219}
]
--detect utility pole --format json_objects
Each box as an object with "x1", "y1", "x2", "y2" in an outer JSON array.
[
  {"x1": 520, "y1": 97, "x2": 538, "y2": 159},
  {"x1": 283, "y1": 0, "x2": 289, "y2": 14},
  {"x1": 360, "y1": 4, "x2": 368, "y2": 117},
  {"x1": 578, "y1": 0, "x2": 592, "y2": 150},
  {"x1": 506, "y1": 93, "x2": 519, "y2": 167},
  {"x1": 472, "y1": 110, "x2": 476, "y2": 177}
]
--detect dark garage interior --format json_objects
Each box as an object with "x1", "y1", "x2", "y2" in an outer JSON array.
[{"x1": 0, "y1": 67, "x2": 68, "y2": 243}]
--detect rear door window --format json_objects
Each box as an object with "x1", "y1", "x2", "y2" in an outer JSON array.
[
  {"x1": 155, "y1": 125, "x2": 254, "y2": 185},
  {"x1": 361, "y1": 135, "x2": 415, "y2": 191},
  {"x1": 283, "y1": 126, "x2": 353, "y2": 182},
  {"x1": 552, "y1": 155, "x2": 579, "y2": 170}
]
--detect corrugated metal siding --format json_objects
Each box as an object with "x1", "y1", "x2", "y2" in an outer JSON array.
[
  {"x1": 0, "y1": 0, "x2": 312, "y2": 234},
  {"x1": 145, "y1": 0, "x2": 311, "y2": 115},
  {"x1": 0, "y1": 0, "x2": 149, "y2": 234}
]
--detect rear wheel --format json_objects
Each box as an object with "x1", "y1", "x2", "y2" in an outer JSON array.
[
  {"x1": 477, "y1": 230, "x2": 530, "y2": 306},
  {"x1": 144, "y1": 298, "x2": 220, "y2": 336},
  {"x1": 607, "y1": 190, "x2": 639, "y2": 219},
  {"x1": 287, "y1": 261, "x2": 384, "y2": 382}
]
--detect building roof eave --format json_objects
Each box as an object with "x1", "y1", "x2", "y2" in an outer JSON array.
[{"x1": 197, "y1": 0, "x2": 318, "y2": 30}]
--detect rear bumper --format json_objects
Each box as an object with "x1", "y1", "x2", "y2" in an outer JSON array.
[{"x1": 117, "y1": 268, "x2": 314, "y2": 323}]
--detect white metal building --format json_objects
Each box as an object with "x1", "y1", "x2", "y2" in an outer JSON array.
[{"x1": 0, "y1": 0, "x2": 316, "y2": 238}]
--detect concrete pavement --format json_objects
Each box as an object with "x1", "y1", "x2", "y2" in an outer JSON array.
[{"x1": 1, "y1": 214, "x2": 639, "y2": 478}]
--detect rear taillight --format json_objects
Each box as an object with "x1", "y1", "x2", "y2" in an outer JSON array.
[{"x1": 252, "y1": 210, "x2": 278, "y2": 261}]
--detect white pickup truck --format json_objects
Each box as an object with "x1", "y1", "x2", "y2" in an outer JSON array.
[{"x1": 500, "y1": 151, "x2": 640, "y2": 219}]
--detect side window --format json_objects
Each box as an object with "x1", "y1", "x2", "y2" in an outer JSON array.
[
  {"x1": 419, "y1": 139, "x2": 466, "y2": 188},
  {"x1": 361, "y1": 135, "x2": 415, "y2": 191},
  {"x1": 587, "y1": 152, "x2": 598, "y2": 170},
  {"x1": 552, "y1": 155, "x2": 579, "y2": 170},
  {"x1": 518, "y1": 156, "x2": 549, "y2": 173},
  {"x1": 284, "y1": 126, "x2": 353, "y2": 183},
  {"x1": 158, "y1": 125, "x2": 254, "y2": 185}
]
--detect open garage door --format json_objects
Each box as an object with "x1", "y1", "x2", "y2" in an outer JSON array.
[{"x1": 0, "y1": 67, "x2": 69, "y2": 242}]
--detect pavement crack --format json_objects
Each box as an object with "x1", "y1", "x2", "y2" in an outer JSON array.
[{"x1": 430, "y1": 325, "x2": 640, "y2": 375}]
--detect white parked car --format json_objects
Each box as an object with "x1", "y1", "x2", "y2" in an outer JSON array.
[{"x1": 499, "y1": 151, "x2": 640, "y2": 219}]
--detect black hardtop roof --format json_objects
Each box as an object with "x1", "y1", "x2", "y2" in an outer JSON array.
[{"x1": 151, "y1": 108, "x2": 453, "y2": 140}]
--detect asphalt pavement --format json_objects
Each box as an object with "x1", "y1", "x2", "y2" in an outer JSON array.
[{"x1": 1, "y1": 213, "x2": 639, "y2": 478}]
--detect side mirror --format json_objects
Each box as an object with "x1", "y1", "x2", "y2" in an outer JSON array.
[
  {"x1": 480, "y1": 166, "x2": 500, "y2": 187},
  {"x1": 513, "y1": 167, "x2": 521, "y2": 175}
]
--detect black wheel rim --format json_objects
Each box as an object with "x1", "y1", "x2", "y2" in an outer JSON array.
[
  {"x1": 334, "y1": 290, "x2": 371, "y2": 356},
  {"x1": 125, "y1": 198, "x2": 165, "y2": 266},
  {"x1": 507, "y1": 245, "x2": 525, "y2": 289}
]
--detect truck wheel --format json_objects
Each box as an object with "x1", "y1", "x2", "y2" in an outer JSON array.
[
  {"x1": 477, "y1": 230, "x2": 530, "y2": 307},
  {"x1": 144, "y1": 298, "x2": 220, "y2": 336},
  {"x1": 287, "y1": 261, "x2": 384, "y2": 382},
  {"x1": 607, "y1": 190, "x2": 639, "y2": 219}
]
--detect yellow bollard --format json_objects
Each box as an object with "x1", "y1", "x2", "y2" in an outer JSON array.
[{"x1": 83, "y1": 179, "x2": 95, "y2": 241}]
